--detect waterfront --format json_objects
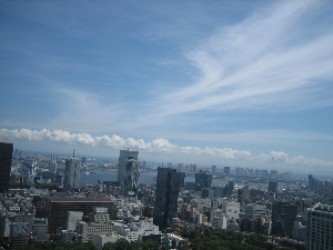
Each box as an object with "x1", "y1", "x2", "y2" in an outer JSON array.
[{"x1": 80, "y1": 170, "x2": 157, "y2": 185}]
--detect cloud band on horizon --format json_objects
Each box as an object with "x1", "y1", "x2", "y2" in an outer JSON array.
[{"x1": 1, "y1": 128, "x2": 332, "y2": 173}]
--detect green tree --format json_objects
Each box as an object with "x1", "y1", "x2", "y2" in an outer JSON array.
[{"x1": 102, "y1": 239, "x2": 132, "y2": 250}]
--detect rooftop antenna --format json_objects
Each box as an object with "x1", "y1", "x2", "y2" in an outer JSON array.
[{"x1": 73, "y1": 149, "x2": 76, "y2": 158}]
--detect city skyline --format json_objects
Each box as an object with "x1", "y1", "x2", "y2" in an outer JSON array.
[{"x1": 1, "y1": 1, "x2": 333, "y2": 174}]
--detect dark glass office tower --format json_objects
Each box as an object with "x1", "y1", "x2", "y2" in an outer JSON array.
[
  {"x1": 0, "y1": 142, "x2": 13, "y2": 192},
  {"x1": 195, "y1": 170, "x2": 212, "y2": 191},
  {"x1": 268, "y1": 179, "x2": 278, "y2": 199},
  {"x1": 153, "y1": 167, "x2": 182, "y2": 230},
  {"x1": 271, "y1": 201, "x2": 297, "y2": 236}
]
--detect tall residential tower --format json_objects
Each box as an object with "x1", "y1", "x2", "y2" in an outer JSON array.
[{"x1": 306, "y1": 202, "x2": 333, "y2": 250}]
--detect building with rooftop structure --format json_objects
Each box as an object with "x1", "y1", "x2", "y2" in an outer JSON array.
[{"x1": 63, "y1": 154, "x2": 81, "y2": 189}]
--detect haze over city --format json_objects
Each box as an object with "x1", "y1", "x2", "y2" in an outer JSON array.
[{"x1": 1, "y1": 0, "x2": 333, "y2": 174}]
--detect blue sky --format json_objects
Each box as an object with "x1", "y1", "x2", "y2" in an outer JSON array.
[{"x1": 1, "y1": 0, "x2": 333, "y2": 174}]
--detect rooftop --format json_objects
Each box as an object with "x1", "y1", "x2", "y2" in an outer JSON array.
[{"x1": 312, "y1": 202, "x2": 333, "y2": 212}]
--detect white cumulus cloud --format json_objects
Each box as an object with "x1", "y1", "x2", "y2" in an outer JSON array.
[{"x1": 1, "y1": 127, "x2": 333, "y2": 175}]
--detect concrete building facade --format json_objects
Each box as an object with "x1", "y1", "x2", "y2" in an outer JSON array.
[
  {"x1": 306, "y1": 202, "x2": 333, "y2": 250},
  {"x1": 64, "y1": 158, "x2": 81, "y2": 189},
  {"x1": 46, "y1": 196, "x2": 117, "y2": 233}
]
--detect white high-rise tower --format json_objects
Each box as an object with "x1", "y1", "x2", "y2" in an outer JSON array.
[{"x1": 64, "y1": 151, "x2": 81, "y2": 189}]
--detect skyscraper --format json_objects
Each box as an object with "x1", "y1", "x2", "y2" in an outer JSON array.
[
  {"x1": 49, "y1": 154, "x2": 57, "y2": 173},
  {"x1": 223, "y1": 166, "x2": 231, "y2": 175},
  {"x1": 154, "y1": 167, "x2": 182, "y2": 229},
  {"x1": 0, "y1": 142, "x2": 13, "y2": 192},
  {"x1": 212, "y1": 165, "x2": 217, "y2": 175},
  {"x1": 268, "y1": 179, "x2": 278, "y2": 198},
  {"x1": 306, "y1": 202, "x2": 333, "y2": 250},
  {"x1": 118, "y1": 149, "x2": 140, "y2": 195},
  {"x1": 308, "y1": 174, "x2": 315, "y2": 192},
  {"x1": 195, "y1": 170, "x2": 212, "y2": 191},
  {"x1": 63, "y1": 157, "x2": 81, "y2": 189},
  {"x1": 271, "y1": 201, "x2": 297, "y2": 236}
]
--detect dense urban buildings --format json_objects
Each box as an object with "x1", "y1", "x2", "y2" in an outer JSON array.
[
  {"x1": 0, "y1": 142, "x2": 13, "y2": 192},
  {"x1": 306, "y1": 202, "x2": 333, "y2": 250},
  {"x1": 117, "y1": 149, "x2": 140, "y2": 195},
  {"x1": 1, "y1": 147, "x2": 333, "y2": 250}
]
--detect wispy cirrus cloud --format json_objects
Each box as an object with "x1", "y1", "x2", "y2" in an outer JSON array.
[
  {"x1": 155, "y1": 0, "x2": 333, "y2": 116},
  {"x1": 1, "y1": 0, "x2": 332, "y2": 173},
  {"x1": 48, "y1": 86, "x2": 123, "y2": 132}
]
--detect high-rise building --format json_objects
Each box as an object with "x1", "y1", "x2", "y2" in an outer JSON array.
[
  {"x1": 212, "y1": 165, "x2": 217, "y2": 175},
  {"x1": 223, "y1": 166, "x2": 231, "y2": 175},
  {"x1": 237, "y1": 185, "x2": 250, "y2": 203},
  {"x1": 225, "y1": 180, "x2": 234, "y2": 197},
  {"x1": 63, "y1": 157, "x2": 81, "y2": 189},
  {"x1": 271, "y1": 201, "x2": 297, "y2": 236},
  {"x1": 268, "y1": 179, "x2": 278, "y2": 198},
  {"x1": 308, "y1": 174, "x2": 315, "y2": 192},
  {"x1": 306, "y1": 202, "x2": 333, "y2": 250},
  {"x1": 118, "y1": 149, "x2": 140, "y2": 195},
  {"x1": 0, "y1": 142, "x2": 13, "y2": 192},
  {"x1": 195, "y1": 170, "x2": 212, "y2": 191},
  {"x1": 178, "y1": 171, "x2": 185, "y2": 188},
  {"x1": 323, "y1": 181, "x2": 333, "y2": 198},
  {"x1": 49, "y1": 154, "x2": 57, "y2": 173},
  {"x1": 154, "y1": 167, "x2": 182, "y2": 229}
]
